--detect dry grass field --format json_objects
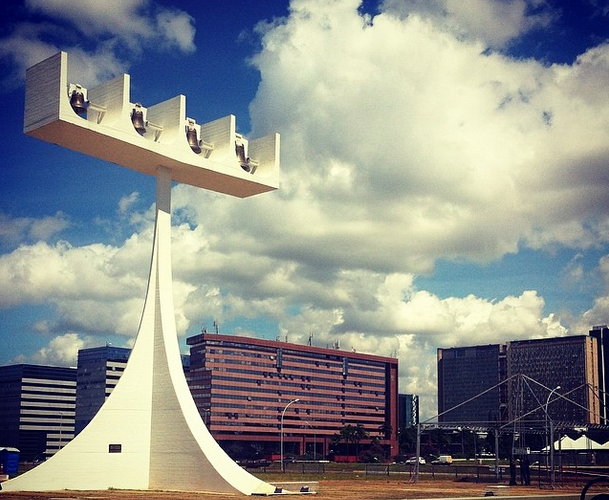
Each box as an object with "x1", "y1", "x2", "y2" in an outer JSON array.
[{"x1": 0, "y1": 477, "x2": 585, "y2": 500}]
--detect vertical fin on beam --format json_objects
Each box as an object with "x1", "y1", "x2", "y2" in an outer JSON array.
[
  {"x1": 199, "y1": 114, "x2": 236, "y2": 164},
  {"x1": 86, "y1": 74, "x2": 131, "y2": 129},
  {"x1": 24, "y1": 52, "x2": 66, "y2": 133}
]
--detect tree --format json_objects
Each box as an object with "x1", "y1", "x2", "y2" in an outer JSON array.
[
  {"x1": 398, "y1": 426, "x2": 417, "y2": 456},
  {"x1": 421, "y1": 428, "x2": 452, "y2": 457},
  {"x1": 338, "y1": 424, "x2": 356, "y2": 455},
  {"x1": 378, "y1": 422, "x2": 393, "y2": 440},
  {"x1": 359, "y1": 437, "x2": 386, "y2": 463},
  {"x1": 352, "y1": 423, "x2": 369, "y2": 456},
  {"x1": 336, "y1": 423, "x2": 370, "y2": 456}
]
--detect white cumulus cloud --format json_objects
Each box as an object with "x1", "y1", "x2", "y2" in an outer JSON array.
[
  {"x1": 0, "y1": 0, "x2": 196, "y2": 89},
  {"x1": 3, "y1": 0, "x2": 609, "y2": 420}
]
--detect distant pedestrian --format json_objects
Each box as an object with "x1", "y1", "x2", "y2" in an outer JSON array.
[
  {"x1": 509, "y1": 458, "x2": 517, "y2": 485},
  {"x1": 521, "y1": 457, "x2": 531, "y2": 486}
]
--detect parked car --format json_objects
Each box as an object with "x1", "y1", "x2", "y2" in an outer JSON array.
[{"x1": 405, "y1": 456, "x2": 426, "y2": 465}]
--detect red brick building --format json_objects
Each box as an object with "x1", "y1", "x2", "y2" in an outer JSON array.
[{"x1": 186, "y1": 333, "x2": 399, "y2": 460}]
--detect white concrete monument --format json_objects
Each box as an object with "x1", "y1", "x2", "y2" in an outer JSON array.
[{"x1": 0, "y1": 52, "x2": 288, "y2": 494}]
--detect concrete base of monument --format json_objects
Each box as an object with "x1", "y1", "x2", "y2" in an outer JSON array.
[{"x1": 0, "y1": 169, "x2": 280, "y2": 495}]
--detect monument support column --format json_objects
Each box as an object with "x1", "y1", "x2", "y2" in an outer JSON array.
[{"x1": 1, "y1": 50, "x2": 290, "y2": 495}]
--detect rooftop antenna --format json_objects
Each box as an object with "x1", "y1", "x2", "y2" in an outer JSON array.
[{"x1": 213, "y1": 320, "x2": 219, "y2": 334}]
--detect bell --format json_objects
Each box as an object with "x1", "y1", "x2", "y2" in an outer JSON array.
[
  {"x1": 131, "y1": 107, "x2": 146, "y2": 135},
  {"x1": 236, "y1": 143, "x2": 251, "y2": 172},
  {"x1": 69, "y1": 90, "x2": 87, "y2": 118},
  {"x1": 186, "y1": 127, "x2": 202, "y2": 154}
]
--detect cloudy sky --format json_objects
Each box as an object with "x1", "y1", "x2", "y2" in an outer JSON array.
[{"x1": 1, "y1": 0, "x2": 608, "y2": 419}]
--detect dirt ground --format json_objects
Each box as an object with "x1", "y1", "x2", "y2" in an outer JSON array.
[{"x1": 0, "y1": 478, "x2": 584, "y2": 500}]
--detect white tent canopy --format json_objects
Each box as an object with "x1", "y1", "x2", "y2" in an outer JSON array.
[{"x1": 543, "y1": 435, "x2": 609, "y2": 451}]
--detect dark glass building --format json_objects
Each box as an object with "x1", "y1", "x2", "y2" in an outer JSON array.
[
  {"x1": 0, "y1": 364, "x2": 76, "y2": 460},
  {"x1": 437, "y1": 335, "x2": 601, "y2": 426},
  {"x1": 437, "y1": 344, "x2": 506, "y2": 424},
  {"x1": 398, "y1": 394, "x2": 419, "y2": 429},
  {"x1": 507, "y1": 336, "x2": 600, "y2": 424}
]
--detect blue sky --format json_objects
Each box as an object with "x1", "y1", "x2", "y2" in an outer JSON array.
[{"x1": 0, "y1": 0, "x2": 608, "y2": 419}]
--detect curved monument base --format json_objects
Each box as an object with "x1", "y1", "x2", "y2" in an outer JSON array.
[{"x1": 0, "y1": 168, "x2": 278, "y2": 495}]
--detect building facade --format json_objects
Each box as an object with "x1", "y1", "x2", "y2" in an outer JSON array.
[
  {"x1": 186, "y1": 333, "x2": 399, "y2": 459},
  {"x1": 437, "y1": 344, "x2": 506, "y2": 423},
  {"x1": 590, "y1": 325, "x2": 609, "y2": 424},
  {"x1": 437, "y1": 335, "x2": 601, "y2": 426},
  {"x1": 398, "y1": 394, "x2": 419, "y2": 429},
  {"x1": 0, "y1": 364, "x2": 76, "y2": 460},
  {"x1": 507, "y1": 335, "x2": 600, "y2": 425}
]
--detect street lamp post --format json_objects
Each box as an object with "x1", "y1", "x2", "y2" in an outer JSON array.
[
  {"x1": 545, "y1": 386, "x2": 561, "y2": 488},
  {"x1": 280, "y1": 398, "x2": 300, "y2": 472},
  {"x1": 415, "y1": 423, "x2": 421, "y2": 482}
]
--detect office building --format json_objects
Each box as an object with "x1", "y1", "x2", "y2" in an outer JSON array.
[
  {"x1": 398, "y1": 394, "x2": 419, "y2": 429},
  {"x1": 437, "y1": 335, "x2": 601, "y2": 426},
  {"x1": 507, "y1": 335, "x2": 600, "y2": 424},
  {"x1": 590, "y1": 325, "x2": 609, "y2": 424},
  {"x1": 0, "y1": 364, "x2": 76, "y2": 460},
  {"x1": 437, "y1": 344, "x2": 506, "y2": 423},
  {"x1": 6, "y1": 337, "x2": 398, "y2": 462},
  {"x1": 186, "y1": 333, "x2": 399, "y2": 459}
]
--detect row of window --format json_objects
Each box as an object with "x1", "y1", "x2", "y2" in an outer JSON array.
[
  {"x1": 209, "y1": 415, "x2": 385, "y2": 428},
  {"x1": 195, "y1": 388, "x2": 385, "y2": 411},
  {"x1": 207, "y1": 389, "x2": 385, "y2": 412},
  {"x1": 200, "y1": 365, "x2": 387, "y2": 389},
  {"x1": 16, "y1": 394, "x2": 75, "y2": 403},
  {"x1": 21, "y1": 385, "x2": 76, "y2": 394},
  {"x1": 211, "y1": 402, "x2": 384, "y2": 422},
  {"x1": 208, "y1": 378, "x2": 385, "y2": 401},
  {"x1": 202, "y1": 342, "x2": 390, "y2": 370},
  {"x1": 210, "y1": 395, "x2": 385, "y2": 412},
  {"x1": 282, "y1": 355, "x2": 386, "y2": 374},
  {"x1": 209, "y1": 357, "x2": 387, "y2": 381}
]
